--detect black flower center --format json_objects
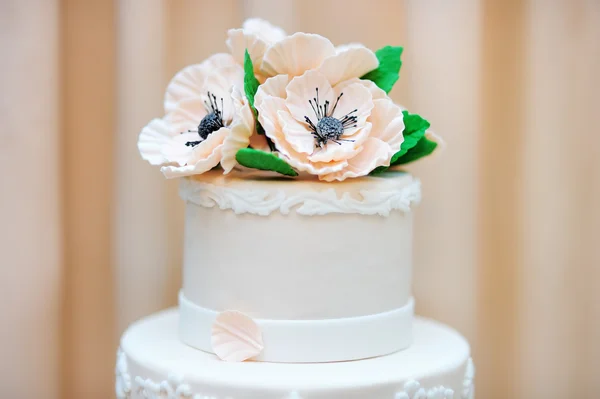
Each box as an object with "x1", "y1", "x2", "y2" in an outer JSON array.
[
  {"x1": 304, "y1": 87, "x2": 358, "y2": 148},
  {"x1": 198, "y1": 112, "x2": 223, "y2": 139},
  {"x1": 316, "y1": 117, "x2": 344, "y2": 140},
  {"x1": 183, "y1": 92, "x2": 225, "y2": 147}
]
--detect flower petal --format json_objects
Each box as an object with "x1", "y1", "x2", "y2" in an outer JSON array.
[
  {"x1": 189, "y1": 126, "x2": 229, "y2": 161},
  {"x1": 221, "y1": 87, "x2": 255, "y2": 174},
  {"x1": 332, "y1": 82, "x2": 373, "y2": 136},
  {"x1": 278, "y1": 109, "x2": 315, "y2": 155},
  {"x1": 308, "y1": 122, "x2": 372, "y2": 163},
  {"x1": 164, "y1": 54, "x2": 237, "y2": 113},
  {"x1": 160, "y1": 128, "x2": 228, "y2": 178},
  {"x1": 335, "y1": 78, "x2": 388, "y2": 100},
  {"x1": 285, "y1": 70, "x2": 334, "y2": 125},
  {"x1": 226, "y1": 28, "x2": 268, "y2": 74},
  {"x1": 319, "y1": 137, "x2": 392, "y2": 182},
  {"x1": 162, "y1": 132, "x2": 197, "y2": 166},
  {"x1": 203, "y1": 65, "x2": 244, "y2": 124},
  {"x1": 160, "y1": 153, "x2": 221, "y2": 178},
  {"x1": 242, "y1": 18, "x2": 286, "y2": 43},
  {"x1": 211, "y1": 310, "x2": 264, "y2": 362},
  {"x1": 261, "y1": 32, "x2": 335, "y2": 78},
  {"x1": 278, "y1": 146, "x2": 348, "y2": 176},
  {"x1": 166, "y1": 98, "x2": 207, "y2": 134},
  {"x1": 230, "y1": 19, "x2": 286, "y2": 82},
  {"x1": 227, "y1": 19, "x2": 286, "y2": 70},
  {"x1": 369, "y1": 98, "x2": 405, "y2": 154},
  {"x1": 137, "y1": 118, "x2": 172, "y2": 165},
  {"x1": 318, "y1": 46, "x2": 379, "y2": 87},
  {"x1": 256, "y1": 96, "x2": 286, "y2": 137},
  {"x1": 257, "y1": 96, "x2": 347, "y2": 175},
  {"x1": 255, "y1": 74, "x2": 290, "y2": 105},
  {"x1": 335, "y1": 43, "x2": 366, "y2": 54}
]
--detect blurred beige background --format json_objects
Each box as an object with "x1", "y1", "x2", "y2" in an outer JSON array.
[{"x1": 1, "y1": 0, "x2": 599, "y2": 398}]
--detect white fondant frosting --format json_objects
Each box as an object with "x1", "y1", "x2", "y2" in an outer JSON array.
[
  {"x1": 182, "y1": 202, "x2": 414, "y2": 321},
  {"x1": 179, "y1": 169, "x2": 421, "y2": 216},
  {"x1": 180, "y1": 291, "x2": 414, "y2": 363},
  {"x1": 118, "y1": 309, "x2": 473, "y2": 399},
  {"x1": 179, "y1": 168, "x2": 419, "y2": 363}
]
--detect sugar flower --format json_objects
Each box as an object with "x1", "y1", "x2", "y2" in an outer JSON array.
[
  {"x1": 254, "y1": 34, "x2": 405, "y2": 181},
  {"x1": 139, "y1": 20, "x2": 438, "y2": 180},
  {"x1": 138, "y1": 54, "x2": 255, "y2": 177}
]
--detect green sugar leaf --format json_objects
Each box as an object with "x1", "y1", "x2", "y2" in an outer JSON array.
[
  {"x1": 244, "y1": 49, "x2": 260, "y2": 109},
  {"x1": 244, "y1": 49, "x2": 272, "y2": 145},
  {"x1": 236, "y1": 148, "x2": 298, "y2": 177},
  {"x1": 361, "y1": 46, "x2": 403, "y2": 94},
  {"x1": 393, "y1": 135, "x2": 438, "y2": 165},
  {"x1": 390, "y1": 111, "x2": 430, "y2": 165}
]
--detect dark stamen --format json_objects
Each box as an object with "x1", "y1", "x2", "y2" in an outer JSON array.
[
  {"x1": 316, "y1": 88, "x2": 320, "y2": 118},
  {"x1": 183, "y1": 90, "x2": 226, "y2": 147},
  {"x1": 303, "y1": 87, "x2": 361, "y2": 149},
  {"x1": 330, "y1": 93, "x2": 343, "y2": 117}
]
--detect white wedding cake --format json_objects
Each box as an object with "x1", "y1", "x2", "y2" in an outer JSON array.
[{"x1": 117, "y1": 18, "x2": 474, "y2": 399}]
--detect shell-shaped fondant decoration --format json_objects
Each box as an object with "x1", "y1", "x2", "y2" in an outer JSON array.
[{"x1": 211, "y1": 310, "x2": 264, "y2": 362}]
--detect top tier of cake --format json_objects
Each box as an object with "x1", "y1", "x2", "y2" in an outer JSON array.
[{"x1": 177, "y1": 169, "x2": 420, "y2": 362}]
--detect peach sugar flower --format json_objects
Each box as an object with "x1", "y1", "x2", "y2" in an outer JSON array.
[
  {"x1": 137, "y1": 54, "x2": 255, "y2": 177},
  {"x1": 137, "y1": 20, "x2": 430, "y2": 181},
  {"x1": 138, "y1": 18, "x2": 288, "y2": 178},
  {"x1": 254, "y1": 33, "x2": 405, "y2": 181}
]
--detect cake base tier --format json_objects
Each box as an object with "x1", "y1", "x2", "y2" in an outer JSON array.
[{"x1": 117, "y1": 309, "x2": 474, "y2": 399}]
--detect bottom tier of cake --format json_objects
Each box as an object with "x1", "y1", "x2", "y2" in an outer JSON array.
[{"x1": 116, "y1": 309, "x2": 474, "y2": 399}]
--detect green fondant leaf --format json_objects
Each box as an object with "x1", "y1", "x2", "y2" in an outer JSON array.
[
  {"x1": 390, "y1": 111, "x2": 430, "y2": 165},
  {"x1": 244, "y1": 49, "x2": 273, "y2": 149},
  {"x1": 235, "y1": 148, "x2": 298, "y2": 177},
  {"x1": 244, "y1": 49, "x2": 260, "y2": 110},
  {"x1": 393, "y1": 135, "x2": 438, "y2": 165},
  {"x1": 361, "y1": 46, "x2": 403, "y2": 93}
]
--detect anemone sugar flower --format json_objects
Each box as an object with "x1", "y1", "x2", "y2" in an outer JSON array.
[
  {"x1": 254, "y1": 33, "x2": 405, "y2": 181},
  {"x1": 227, "y1": 18, "x2": 286, "y2": 81},
  {"x1": 137, "y1": 54, "x2": 256, "y2": 177}
]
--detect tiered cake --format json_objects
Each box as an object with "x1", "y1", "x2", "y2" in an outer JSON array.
[{"x1": 117, "y1": 19, "x2": 474, "y2": 399}]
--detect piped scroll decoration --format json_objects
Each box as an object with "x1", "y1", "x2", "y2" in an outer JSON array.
[{"x1": 180, "y1": 176, "x2": 421, "y2": 216}]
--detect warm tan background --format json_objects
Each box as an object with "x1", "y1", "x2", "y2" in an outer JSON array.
[{"x1": 1, "y1": 0, "x2": 599, "y2": 398}]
